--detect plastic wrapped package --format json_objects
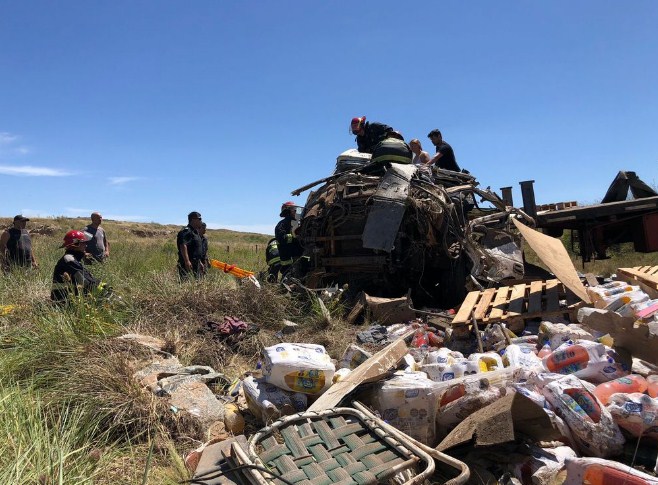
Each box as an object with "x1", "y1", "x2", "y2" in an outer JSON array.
[
  {"x1": 338, "y1": 344, "x2": 372, "y2": 370},
  {"x1": 421, "y1": 360, "x2": 479, "y2": 382},
  {"x1": 262, "y1": 343, "x2": 335, "y2": 395},
  {"x1": 607, "y1": 392, "x2": 658, "y2": 440},
  {"x1": 501, "y1": 344, "x2": 543, "y2": 370},
  {"x1": 542, "y1": 340, "x2": 628, "y2": 383},
  {"x1": 541, "y1": 375, "x2": 624, "y2": 457},
  {"x1": 538, "y1": 322, "x2": 595, "y2": 350},
  {"x1": 242, "y1": 376, "x2": 307, "y2": 424},
  {"x1": 564, "y1": 456, "x2": 658, "y2": 485},
  {"x1": 510, "y1": 445, "x2": 577, "y2": 485},
  {"x1": 468, "y1": 352, "x2": 504, "y2": 372},
  {"x1": 435, "y1": 386, "x2": 508, "y2": 439},
  {"x1": 367, "y1": 371, "x2": 441, "y2": 445},
  {"x1": 424, "y1": 348, "x2": 464, "y2": 365}
]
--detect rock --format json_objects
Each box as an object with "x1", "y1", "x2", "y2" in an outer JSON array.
[
  {"x1": 281, "y1": 320, "x2": 299, "y2": 334},
  {"x1": 169, "y1": 380, "x2": 225, "y2": 426},
  {"x1": 133, "y1": 358, "x2": 183, "y2": 391},
  {"x1": 117, "y1": 333, "x2": 167, "y2": 352}
]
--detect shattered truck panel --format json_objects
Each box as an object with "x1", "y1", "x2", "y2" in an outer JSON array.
[{"x1": 293, "y1": 151, "x2": 530, "y2": 306}]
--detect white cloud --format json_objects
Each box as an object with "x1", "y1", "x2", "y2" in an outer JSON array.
[
  {"x1": 0, "y1": 165, "x2": 72, "y2": 176},
  {"x1": 0, "y1": 132, "x2": 18, "y2": 145},
  {"x1": 108, "y1": 176, "x2": 141, "y2": 186}
]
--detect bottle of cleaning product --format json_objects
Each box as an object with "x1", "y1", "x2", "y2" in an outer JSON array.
[
  {"x1": 563, "y1": 388, "x2": 602, "y2": 423},
  {"x1": 593, "y1": 375, "x2": 648, "y2": 405},
  {"x1": 543, "y1": 344, "x2": 590, "y2": 373}
]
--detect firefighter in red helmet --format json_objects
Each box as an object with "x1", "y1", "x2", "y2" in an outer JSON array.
[
  {"x1": 51, "y1": 230, "x2": 102, "y2": 304},
  {"x1": 350, "y1": 116, "x2": 394, "y2": 154},
  {"x1": 274, "y1": 201, "x2": 303, "y2": 277}
]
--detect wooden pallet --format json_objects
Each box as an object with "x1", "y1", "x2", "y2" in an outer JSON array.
[
  {"x1": 452, "y1": 279, "x2": 581, "y2": 331},
  {"x1": 536, "y1": 201, "x2": 578, "y2": 212},
  {"x1": 617, "y1": 266, "x2": 658, "y2": 291}
]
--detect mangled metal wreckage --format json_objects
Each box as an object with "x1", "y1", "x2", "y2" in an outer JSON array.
[{"x1": 290, "y1": 150, "x2": 534, "y2": 306}]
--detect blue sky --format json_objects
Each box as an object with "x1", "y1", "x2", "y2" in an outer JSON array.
[{"x1": 1, "y1": 1, "x2": 657, "y2": 234}]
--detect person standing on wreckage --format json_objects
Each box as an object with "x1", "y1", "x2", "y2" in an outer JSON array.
[{"x1": 350, "y1": 116, "x2": 412, "y2": 166}]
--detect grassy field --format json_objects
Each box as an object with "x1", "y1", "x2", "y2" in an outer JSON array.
[{"x1": 0, "y1": 216, "x2": 657, "y2": 483}]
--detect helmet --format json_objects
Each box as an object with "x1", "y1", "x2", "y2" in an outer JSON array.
[
  {"x1": 350, "y1": 116, "x2": 366, "y2": 134},
  {"x1": 280, "y1": 201, "x2": 296, "y2": 217},
  {"x1": 60, "y1": 230, "x2": 91, "y2": 248}
]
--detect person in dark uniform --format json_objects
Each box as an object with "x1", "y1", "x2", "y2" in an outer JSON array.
[
  {"x1": 0, "y1": 215, "x2": 38, "y2": 271},
  {"x1": 350, "y1": 116, "x2": 394, "y2": 154},
  {"x1": 265, "y1": 238, "x2": 281, "y2": 282},
  {"x1": 177, "y1": 211, "x2": 205, "y2": 280},
  {"x1": 51, "y1": 230, "x2": 100, "y2": 305},
  {"x1": 275, "y1": 202, "x2": 303, "y2": 277},
  {"x1": 427, "y1": 129, "x2": 460, "y2": 172},
  {"x1": 199, "y1": 222, "x2": 210, "y2": 270}
]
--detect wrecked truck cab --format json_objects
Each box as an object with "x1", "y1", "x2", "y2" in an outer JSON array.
[{"x1": 291, "y1": 150, "x2": 529, "y2": 307}]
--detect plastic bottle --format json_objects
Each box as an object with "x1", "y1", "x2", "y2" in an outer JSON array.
[
  {"x1": 468, "y1": 352, "x2": 503, "y2": 372},
  {"x1": 582, "y1": 464, "x2": 651, "y2": 485},
  {"x1": 563, "y1": 388, "x2": 602, "y2": 423},
  {"x1": 439, "y1": 383, "x2": 465, "y2": 407},
  {"x1": 537, "y1": 343, "x2": 552, "y2": 358},
  {"x1": 647, "y1": 375, "x2": 658, "y2": 398},
  {"x1": 543, "y1": 344, "x2": 590, "y2": 373},
  {"x1": 412, "y1": 329, "x2": 429, "y2": 348},
  {"x1": 593, "y1": 375, "x2": 648, "y2": 405}
]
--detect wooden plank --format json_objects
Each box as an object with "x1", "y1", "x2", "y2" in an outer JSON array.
[
  {"x1": 545, "y1": 280, "x2": 560, "y2": 312},
  {"x1": 489, "y1": 286, "x2": 510, "y2": 321},
  {"x1": 647, "y1": 266, "x2": 658, "y2": 276},
  {"x1": 527, "y1": 281, "x2": 545, "y2": 314},
  {"x1": 473, "y1": 288, "x2": 497, "y2": 321},
  {"x1": 452, "y1": 290, "x2": 481, "y2": 325},
  {"x1": 506, "y1": 284, "x2": 527, "y2": 317},
  {"x1": 584, "y1": 273, "x2": 599, "y2": 287},
  {"x1": 308, "y1": 332, "x2": 412, "y2": 411},
  {"x1": 617, "y1": 268, "x2": 658, "y2": 290}
]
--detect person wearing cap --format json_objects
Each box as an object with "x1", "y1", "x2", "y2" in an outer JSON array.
[
  {"x1": 177, "y1": 211, "x2": 205, "y2": 280},
  {"x1": 82, "y1": 212, "x2": 110, "y2": 263},
  {"x1": 51, "y1": 230, "x2": 100, "y2": 304},
  {"x1": 275, "y1": 202, "x2": 303, "y2": 277},
  {"x1": 350, "y1": 116, "x2": 394, "y2": 154},
  {"x1": 0, "y1": 215, "x2": 38, "y2": 271},
  {"x1": 427, "y1": 129, "x2": 460, "y2": 172}
]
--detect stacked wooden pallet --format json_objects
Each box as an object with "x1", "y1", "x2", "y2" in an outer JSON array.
[
  {"x1": 452, "y1": 279, "x2": 581, "y2": 332},
  {"x1": 536, "y1": 201, "x2": 578, "y2": 212},
  {"x1": 617, "y1": 265, "x2": 658, "y2": 291}
]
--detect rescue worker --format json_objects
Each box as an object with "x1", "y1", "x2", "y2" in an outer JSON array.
[
  {"x1": 370, "y1": 134, "x2": 413, "y2": 165},
  {"x1": 51, "y1": 230, "x2": 101, "y2": 305},
  {"x1": 199, "y1": 222, "x2": 210, "y2": 270},
  {"x1": 0, "y1": 215, "x2": 38, "y2": 271},
  {"x1": 350, "y1": 116, "x2": 394, "y2": 154},
  {"x1": 274, "y1": 202, "x2": 303, "y2": 277},
  {"x1": 265, "y1": 238, "x2": 281, "y2": 282},
  {"x1": 177, "y1": 211, "x2": 205, "y2": 280}
]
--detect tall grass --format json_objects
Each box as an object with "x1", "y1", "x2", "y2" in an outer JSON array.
[{"x1": 0, "y1": 218, "x2": 331, "y2": 482}]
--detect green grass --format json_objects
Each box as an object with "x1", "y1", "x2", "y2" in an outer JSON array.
[{"x1": 0, "y1": 217, "x2": 333, "y2": 483}]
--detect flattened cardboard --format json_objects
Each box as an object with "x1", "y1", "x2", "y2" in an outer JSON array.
[
  {"x1": 307, "y1": 332, "x2": 411, "y2": 411},
  {"x1": 580, "y1": 308, "x2": 658, "y2": 366},
  {"x1": 512, "y1": 219, "x2": 591, "y2": 304},
  {"x1": 436, "y1": 393, "x2": 560, "y2": 451},
  {"x1": 364, "y1": 293, "x2": 416, "y2": 325}
]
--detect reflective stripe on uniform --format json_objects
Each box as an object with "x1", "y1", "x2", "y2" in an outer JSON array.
[{"x1": 280, "y1": 258, "x2": 293, "y2": 267}]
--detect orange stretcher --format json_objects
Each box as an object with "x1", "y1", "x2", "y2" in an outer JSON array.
[{"x1": 209, "y1": 259, "x2": 255, "y2": 278}]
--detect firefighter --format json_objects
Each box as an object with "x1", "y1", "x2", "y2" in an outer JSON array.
[
  {"x1": 265, "y1": 237, "x2": 281, "y2": 282},
  {"x1": 274, "y1": 201, "x2": 303, "y2": 277},
  {"x1": 51, "y1": 230, "x2": 102, "y2": 305},
  {"x1": 350, "y1": 116, "x2": 394, "y2": 154}
]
